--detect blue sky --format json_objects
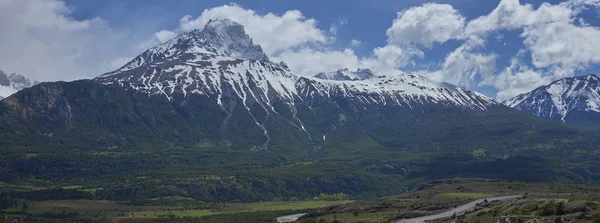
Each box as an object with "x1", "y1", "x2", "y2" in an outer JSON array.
[
  {"x1": 63, "y1": 0, "x2": 511, "y2": 56},
  {"x1": 62, "y1": 0, "x2": 574, "y2": 53},
  {"x1": 2, "y1": 0, "x2": 600, "y2": 101}
]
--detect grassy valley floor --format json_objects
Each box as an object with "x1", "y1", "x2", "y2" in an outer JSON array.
[
  {"x1": 297, "y1": 179, "x2": 600, "y2": 223},
  {"x1": 4, "y1": 179, "x2": 600, "y2": 222},
  {"x1": 1, "y1": 198, "x2": 352, "y2": 222}
]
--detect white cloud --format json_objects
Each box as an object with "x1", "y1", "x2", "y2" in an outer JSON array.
[
  {"x1": 465, "y1": 0, "x2": 572, "y2": 35},
  {"x1": 523, "y1": 21, "x2": 600, "y2": 77},
  {"x1": 429, "y1": 0, "x2": 600, "y2": 99},
  {"x1": 274, "y1": 46, "x2": 411, "y2": 77},
  {"x1": 350, "y1": 39, "x2": 361, "y2": 47},
  {"x1": 373, "y1": 45, "x2": 423, "y2": 69},
  {"x1": 479, "y1": 58, "x2": 551, "y2": 101},
  {"x1": 269, "y1": 3, "x2": 468, "y2": 78},
  {"x1": 275, "y1": 48, "x2": 362, "y2": 77},
  {"x1": 432, "y1": 44, "x2": 497, "y2": 88},
  {"x1": 0, "y1": 0, "x2": 143, "y2": 81},
  {"x1": 461, "y1": 0, "x2": 599, "y2": 83},
  {"x1": 387, "y1": 3, "x2": 465, "y2": 47},
  {"x1": 174, "y1": 3, "x2": 328, "y2": 55},
  {"x1": 155, "y1": 30, "x2": 177, "y2": 43}
]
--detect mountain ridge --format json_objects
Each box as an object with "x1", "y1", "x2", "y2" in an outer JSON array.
[
  {"x1": 2, "y1": 18, "x2": 600, "y2": 203},
  {"x1": 504, "y1": 74, "x2": 600, "y2": 129},
  {"x1": 96, "y1": 19, "x2": 497, "y2": 112}
]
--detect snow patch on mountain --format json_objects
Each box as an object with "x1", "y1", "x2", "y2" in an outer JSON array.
[
  {"x1": 299, "y1": 74, "x2": 495, "y2": 110},
  {"x1": 0, "y1": 85, "x2": 15, "y2": 99},
  {"x1": 504, "y1": 74, "x2": 600, "y2": 121}
]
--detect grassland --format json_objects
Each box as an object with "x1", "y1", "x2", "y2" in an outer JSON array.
[
  {"x1": 130, "y1": 200, "x2": 353, "y2": 218},
  {"x1": 298, "y1": 178, "x2": 600, "y2": 223},
  {"x1": 5, "y1": 178, "x2": 600, "y2": 222},
  {"x1": 1, "y1": 198, "x2": 352, "y2": 222}
]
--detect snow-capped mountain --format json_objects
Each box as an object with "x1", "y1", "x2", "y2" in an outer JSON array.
[
  {"x1": 504, "y1": 74, "x2": 600, "y2": 128},
  {"x1": 0, "y1": 70, "x2": 37, "y2": 99},
  {"x1": 314, "y1": 68, "x2": 375, "y2": 81},
  {"x1": 298, "y1": 74, "x2": 494, "y2": 110},
  {"x1": 97, "y1": 19, "x2": 495, "y2": 111},
  {"x1": 4, "y1": 18, "x2": 590, "y2": 159}
]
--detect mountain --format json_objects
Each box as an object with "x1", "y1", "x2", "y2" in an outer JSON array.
[
  {"x1": 504, "y1": 74, "x2": 600, "y2": 130},
  {"x1": 97, "y1": 19, "x2": 492, "y2": 112},
  {"x1": 1, "y1": 19, "x2": 600, "y2": 202},
  {"x1": 92, "y1": 18, "x2": 499, "y2": 150},
  {"x1": 0, "y1": 69, "x2": 37, "y2": 99}
]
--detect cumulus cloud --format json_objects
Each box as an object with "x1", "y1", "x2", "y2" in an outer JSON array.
[
  {"x1": 425, "y1": 0, "x2": 600, "y2": 100},
  {"x1": 479, "y1": 58, "x2": 551, "y2": 101},
  {"x1": 462, "y1": 0, "x2": 600, "y2": 84},
  {"x1": 275, "y1": 3, "x2": 460, "y2": 77},
  {"x1": 274, "y1": 45, "x2": 418, "y2": 77},
  {"x1": 523, "y1": 22, "x2": 600, "y2": 76},
  {"x1": 0, "y1": 0, "x2": 142, "y2": 81},
  {"x1": 275, "y1": 48, "x2": 362, "y2": 76},
  {"x1": 428, "y1": 40, "x2": 497, "y2": 88},
  {"x1": 387, "y1": 3, "x2": 465, "y2": 47},
  {"x1": 465, "y1": 0, "x2": 572, "y2": 35}
]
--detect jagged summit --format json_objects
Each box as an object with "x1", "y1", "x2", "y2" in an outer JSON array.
[
  {"x1": 96, "y1": 18, "x2": 496, "y2": 112},
  {"x1": 102, "y1": 19, "x2": 268, "y2": 76},
  {"x1": 504, "y1": 74, "x2": 600, "y2": 122},
  {"x1": 314, "y1": 68, "x2": 375, "y2": 81},
  {"x1": 196, "y1": 19, "x2": 268, "y2": 62},
  {"x1": 0, "y1": 70, "x2": 37, "y2": 99}
]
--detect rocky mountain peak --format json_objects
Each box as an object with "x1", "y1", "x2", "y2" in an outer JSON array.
[
  {"x1": 104, "y1": 19, "x2": 268, "y2": 75},
  {"x1": 504, "y1": 74, "x2": 600, "y2": 122},
  {"x1": 314, "y1": 68, "x2": 375, "y2": 81},
  {"x1": 198, "y1": 19, "x2": 268, "y2": 61},
  {"x1": 0, "y1": 70, "x2": 10, "y2": 86},
  {"x1": 0, "y1": 69, "x2": 37, "y2": 99}
]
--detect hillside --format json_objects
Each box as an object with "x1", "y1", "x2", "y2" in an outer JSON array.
[{"x1": 505, "y1": 74, "x2": 600, "y2": 130}]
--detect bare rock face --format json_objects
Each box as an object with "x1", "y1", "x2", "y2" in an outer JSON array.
[{"x1": 0, "y1": 71, "x2": 10, "y2": 86}]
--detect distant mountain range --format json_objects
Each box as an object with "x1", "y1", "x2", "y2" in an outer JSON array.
[
  {"x1": 1, "y1": 19, "x2": 600, "y2": 202},
  {"x1": 504, "y1": 74, "x2": 600, "y2": 130},
  {"x1": 2, "y1": 19, "x2": 529, "y2": 152},
  {"x1": 2, "y1": 18, "x2": 596, "y2": 156}
]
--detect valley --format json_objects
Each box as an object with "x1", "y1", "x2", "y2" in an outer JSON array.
[
  {"x1": 1, "y1": 13, "x2": 600, "y2": 223},
  {"x1": 297, "y1": 179, "x2": 600, "y2": 223},
  {"x1": 4, "y1": 179, "x2": 600, "y2": 222}
]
